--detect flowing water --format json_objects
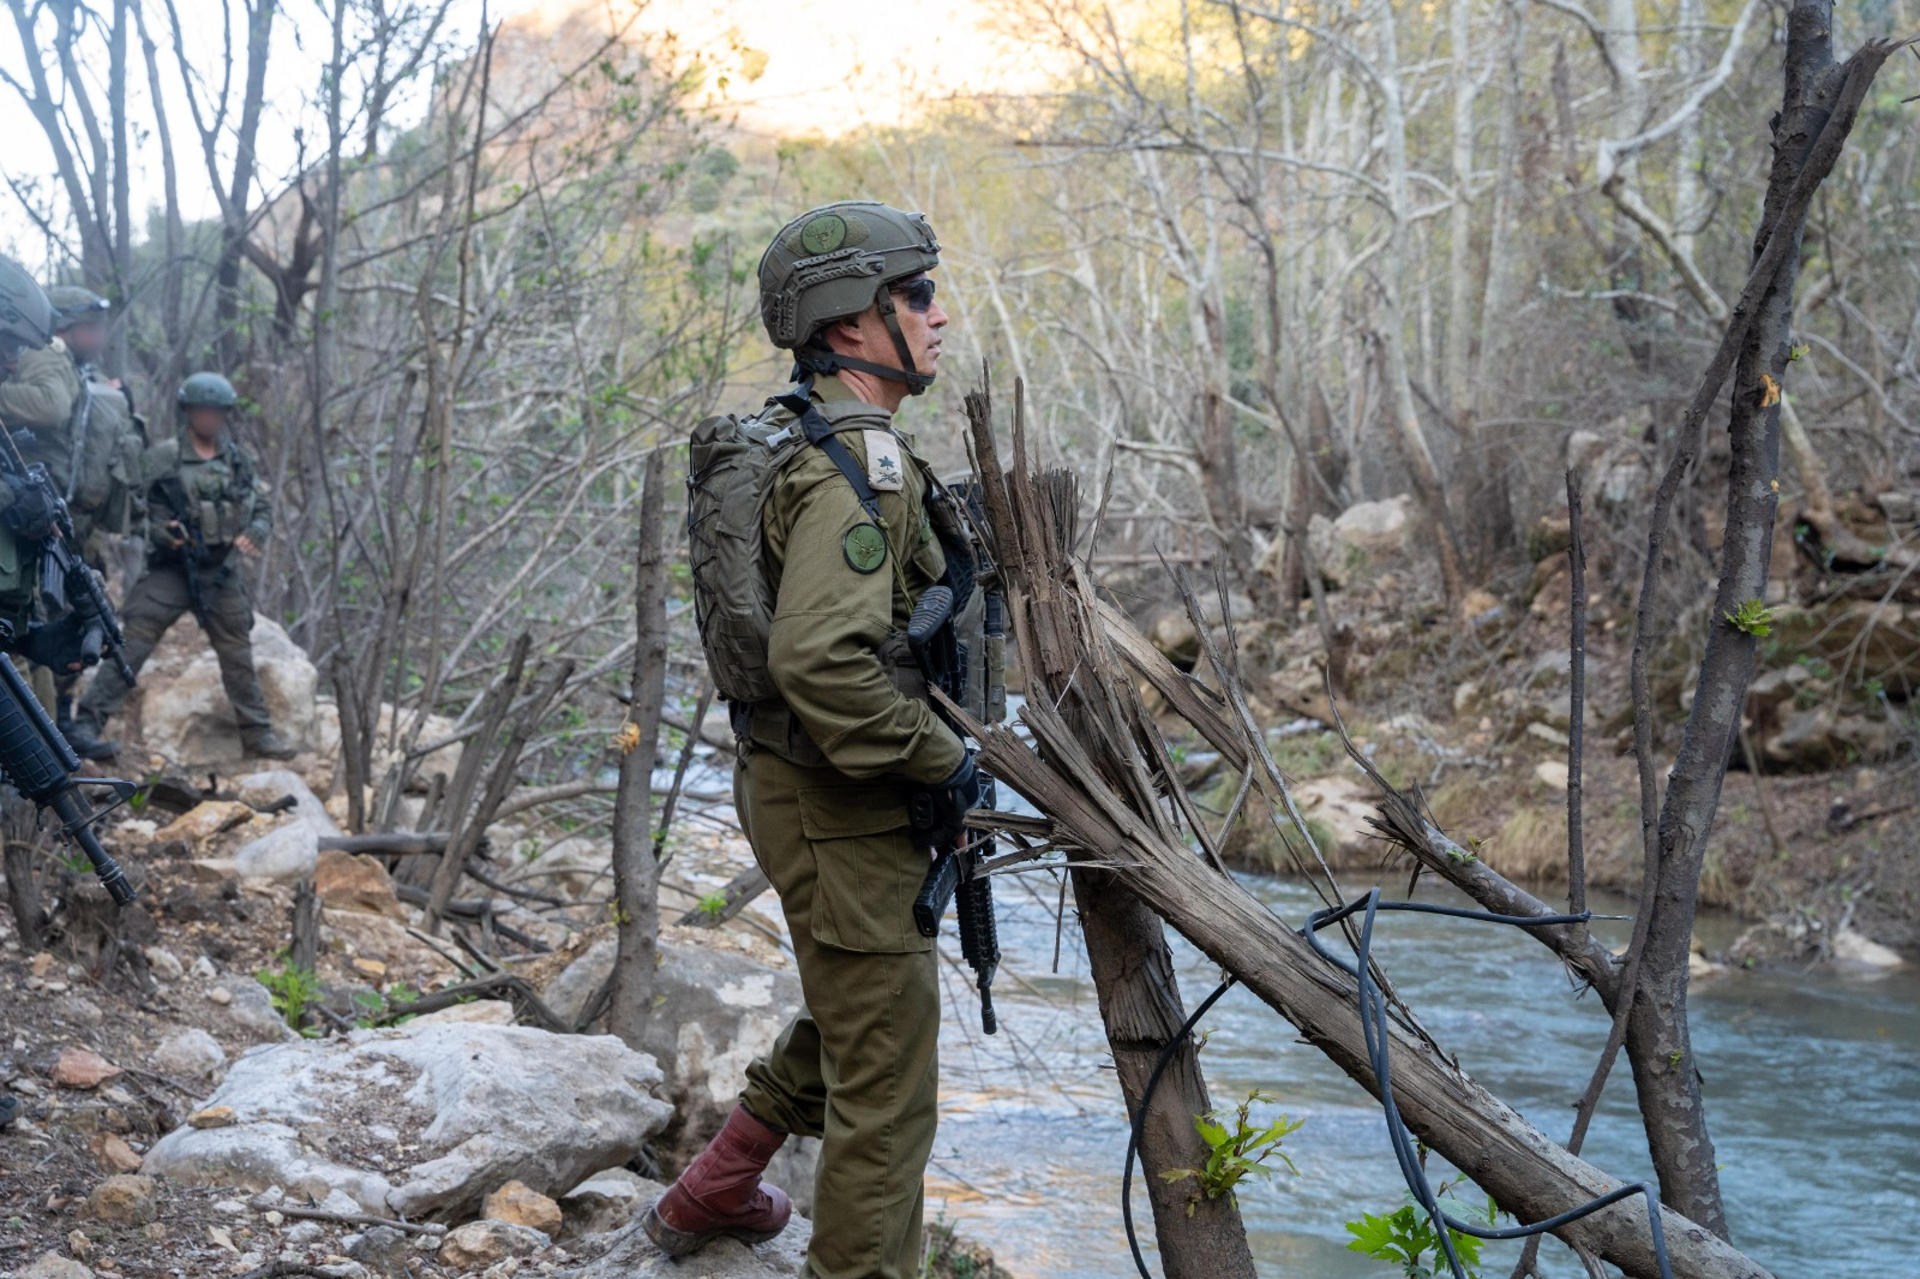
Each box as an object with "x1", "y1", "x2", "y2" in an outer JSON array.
[{"x1": 928, "y1": 871, "x2": 1920, "y2": 1278}]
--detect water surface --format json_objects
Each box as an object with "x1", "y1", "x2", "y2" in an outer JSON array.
[{"x1": 929, "y1": 872, "x2": 1920, "y2": 1278}]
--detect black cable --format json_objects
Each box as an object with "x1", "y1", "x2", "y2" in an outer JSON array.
[
  {"x1": 1304, "y1": 890, "x2": 1675, "y2": 1279},
  {"x1": 1118, "y1": 892, "x2": 1675, "y2": 1279},
  {"x1": 1121, "y1": 973, "x2": 1238, "y2": 1279}
]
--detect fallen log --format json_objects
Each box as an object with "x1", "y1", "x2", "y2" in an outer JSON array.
[{"x1": 958, "y1": 376, "x2": 1775, "y2": 1279}]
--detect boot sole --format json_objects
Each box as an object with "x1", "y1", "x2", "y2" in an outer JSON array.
[{"x1": 641, "y1": 1204, "x2": 785, "y2": 1257}]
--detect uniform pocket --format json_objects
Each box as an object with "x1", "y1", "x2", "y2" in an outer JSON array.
[{"x1": 797, "y1": 784, "x2": 932, "y2": 954}]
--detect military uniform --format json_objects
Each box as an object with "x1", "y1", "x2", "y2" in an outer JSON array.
[
  {"x1": 732, "y1": 375, "x2": 961, "y2": 1279},
  {"x1": 73, "y1": 426, "x2": 276, "y2": 741},
  {"x1": 0, "y1": 341, "x2": 80, "y2": 631},
  {"x1": 651, "y1": 202, "x2": 975, "y2": 1279}
]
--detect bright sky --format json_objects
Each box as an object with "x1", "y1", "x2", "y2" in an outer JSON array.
[{"x1": 0, "y1": 0, "x2": 1060, "y2": 270}]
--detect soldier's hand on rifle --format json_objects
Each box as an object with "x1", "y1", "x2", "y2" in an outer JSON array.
[
  {"x1": 234, "y1": 533, "x2": 259, "y2": 555},
  {"x1": 0, "y1": 472, "x2": 55, "y2": 540},
  {"x1": 911, "y1": 750, "x2": 985, "y2": 849},
  {"x1": 159, "y1": 519, "x2": 188, "y2": 550}
]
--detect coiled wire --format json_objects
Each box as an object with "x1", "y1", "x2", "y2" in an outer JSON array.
[{"x1": 1120, "y1": 889, "x2": 1676, "y2": 1279}]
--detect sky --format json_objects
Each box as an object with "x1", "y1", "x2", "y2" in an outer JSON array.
[{"x1": 0, "y1": 0, "x2": 1061, "y2": 273}]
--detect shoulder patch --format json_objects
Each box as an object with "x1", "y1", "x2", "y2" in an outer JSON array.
[
  {"x1": 843, "y1": 522, "x2": 888, "y2": 574},
  {"x1": 863, "y1": 429, "x2": 905, "y2": 492}
]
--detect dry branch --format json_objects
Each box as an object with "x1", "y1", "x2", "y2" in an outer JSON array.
[{"x1": 956, "y1": 376, "x2": 1775, "y2": 1279}]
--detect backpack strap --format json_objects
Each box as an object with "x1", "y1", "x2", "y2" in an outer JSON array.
[{"x1": 770, "y1": 389, "x2": 884, "y2": 524}]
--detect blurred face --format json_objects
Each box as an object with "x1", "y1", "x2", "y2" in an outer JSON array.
[
  {"x1": 61, "y1": 318, "x2": 107, "y2": 363},
  {"x1": 0, "y1": 338, "x2": 25, "y2": 381},
  {"x1": 187, "y1": 405, "x2": 227, "y2": 439}
]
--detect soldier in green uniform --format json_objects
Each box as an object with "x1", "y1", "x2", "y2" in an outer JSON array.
[
  {"x1": 0, "y1": 257, "x2": 59, "y2": 638},
  {"x1": 648, "y1": 203, "x2": 981, "y2": 1279},
  {"x1": 9, "y1": 287, "x2": 147, "y2": 742},
  {"x1": 65, "y1": 372, "x2": 296, "y2": 761}
]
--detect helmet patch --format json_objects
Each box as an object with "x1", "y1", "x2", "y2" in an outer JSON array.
[{"x1": 800, "y1": 213, "x2": 847, "y2": 254}]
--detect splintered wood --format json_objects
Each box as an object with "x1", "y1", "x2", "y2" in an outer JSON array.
[{"x1": 949, "y1": 372, "x2": 1776, "y2": 1279}]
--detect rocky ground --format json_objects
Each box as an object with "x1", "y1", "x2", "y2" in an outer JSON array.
[
  {"x1": 0, "y1": 614, "x2": 911, "y2": 1279},
  {"x1": 1138, "y1": 461, "x2": 1920, "y2": 971},
  {"x1": 6, "y1": 458, "x2": 1912, "y2": 1279}
]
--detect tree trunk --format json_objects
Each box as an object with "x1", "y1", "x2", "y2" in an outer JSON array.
[
  {"x1": 1373, "y1": 0, "x2": 1469, "y2": 607},
  {"x1": 1624, "y1": 0, "x2": 1861, "y2": 1235},
  {"x1": 607, "y1": 449, "x2": 668, "y2": 1048},
  {"x1": 1074, "y1": 870, "x2": 1259, "y2": 1279}
]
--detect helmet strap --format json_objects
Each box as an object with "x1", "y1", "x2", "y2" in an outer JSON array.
[
  {"x1": 788, "y1": 288, "x2": 935, "y2": 395},
  {"x1": 873, "y1": 287, "x2": 934, "y2": 396}
]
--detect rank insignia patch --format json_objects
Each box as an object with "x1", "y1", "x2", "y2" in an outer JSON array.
[{"x1": 863, "y1": 429, "x2": 906, "y2": 492}]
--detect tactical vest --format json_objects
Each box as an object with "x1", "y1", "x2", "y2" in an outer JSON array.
[
  {"x1": 687, "y1": 390, "x2": 1004, "y2": 767},
  {"x1": 146, "y1": 437, "x2": 259, "y2": 549}
]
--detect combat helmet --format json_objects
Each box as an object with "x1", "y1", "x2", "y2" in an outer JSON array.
[
  {"x1": 0, "y1": 255, "x2": 52, "y2": 357},
  {"x1": 47, "y1": 285, "x2": 110, "y2": 331},
  {"x1": 758, "y1": 201, "x2": 941, "y2": 394},
  {"x1": 178, "y1": 371, "x2": 239, "y2": 410}
]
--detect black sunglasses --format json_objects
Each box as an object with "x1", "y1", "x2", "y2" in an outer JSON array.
[{"x1": 890, "y1": 276, "x2": 937, "y2": 314}]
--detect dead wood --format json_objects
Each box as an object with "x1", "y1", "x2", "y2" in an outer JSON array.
[{"x1": 953, "y1": 374, "x2": 1776, "y2": 1279}]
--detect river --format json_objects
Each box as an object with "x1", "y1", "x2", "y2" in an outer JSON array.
[{"x1": 928, "y1": 870, "x2": 1920, "y2": 1278}]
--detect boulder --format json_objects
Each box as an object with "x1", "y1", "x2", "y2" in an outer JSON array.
[
  {"x1": 1830, "y1": 929, "x2": 1906, "y2": 973},
  {"x1": 115, "y1": 613, "x2": 319, "y2": 764},
  {"x1": 310, "y1": 703, "x2": 463, "y2": 794},
  {"x1": 1309, "y1": 496, "x2": 1414, "y2": 587},
  {"x1": 483, "y1": 1179, "x2": 564, "y2": 1234},
  {"x1": 233, "y1": 819, "x2": 321, "y2": 881},
  {"x1": 20, "y1": 1255, "x2": 94, "y2": 1279},
  {"x1": 226, "y1": 979, "x2": 299, "y2": 1043},
  {"x1": 152, "y1": 1028, "x2": 227, "y2": 1081},
  {"x1": 346, "y1": 1225, "x2": 411, "y2": 1278},
  {"x1": 91, "y1": 1133, "x2": 144, "y2": 1174},
  {"x1": 560, "y1": 1168, "x2": 651, "y2": 1237},
  {"x1": 83, "y1": 1175, "x2": 156, "y2": 1224},
  {"x1": 153, "y1": 801, "x2": 255, "y2": 848},
  {"x1": 439, "y1": 1219, "x2": 549, "y2": 1268},
  {"x1": 409, "y1": 1000, "x2": 515, "y2": 1027},
  {"x1": 512, "y1": 834, "x2": 611, "y2": 900},
  {"x1": 141, "y1": 1022, "x2": 671, "y2": 1220},
  {"x1": 53, "y1": 1048, "x2": 122, "y2": 1090},
  {"x1": 559, "y1": 1184, "x2": 811, "y2": 1278},
  {"x1": 1288, "y1": 775, "x2": 1378, "y2": 865},
  {"x1": 236, "y1": 770, "x2": 340, "y2": 836},
  {"x1": 314, "y1": 850, "x2": 405, "y2": 919}
]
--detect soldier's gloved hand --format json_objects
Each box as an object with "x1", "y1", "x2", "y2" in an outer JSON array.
[
  {"x1": 0, "y1": 474, "x2": 54, "y2": 540},
  {"x1": 20, "y1": 614, "x2": 91, "y2": 672},
  {"x1": 910, "y1": 751, "x2": 985, "y2": 849}
]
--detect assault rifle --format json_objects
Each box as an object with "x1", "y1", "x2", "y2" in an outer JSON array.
[
  {"x1": 0, "y1": 618, "x2": 137, "y2": 904},
  {"x1": 906, "y1": 583, "x2": 1001, "y2": 1035},
  {"x1": 0, "y1": 418, "x2": 136, "y2": 686},
  {"x1": 153, "y1": 475, "x2": 212, "y2": 628}
]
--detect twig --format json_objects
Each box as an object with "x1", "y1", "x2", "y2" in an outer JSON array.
[
  {"x1": 654, "y1": 680, "x2": 714, "y2": 865},
  {"x1": 275, "y1": 1206, "x2": 445, "y2": 1236},
  {"x1": 404, "y1": 926, "x2": 479, "y2": 979},
  {"x1": 1566, "y1": 471, "x2": 1589, "y2": 918}
]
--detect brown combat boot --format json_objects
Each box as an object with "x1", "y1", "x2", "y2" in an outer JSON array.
[{"x1": 643, "y1": 1105, "x2": 792, "y2": 1256}]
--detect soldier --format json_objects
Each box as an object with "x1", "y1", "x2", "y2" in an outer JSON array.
[
  {"x1": 16, "y1": 287, "x2": 146, "y2": 743},
  {"x1": 65, "y1": 372, "x2": 296, "y2": 761},
  {"x1": 649, "y1": 202, "x2": 983, "y2": 1279},
  {"x1": 0, "y1": 257, "x2": 59, "y2": 637}
]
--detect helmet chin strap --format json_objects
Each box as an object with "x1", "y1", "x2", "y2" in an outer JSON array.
[{"x1": 790, "y1": 285, "x2": 936, "y2": 395}]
